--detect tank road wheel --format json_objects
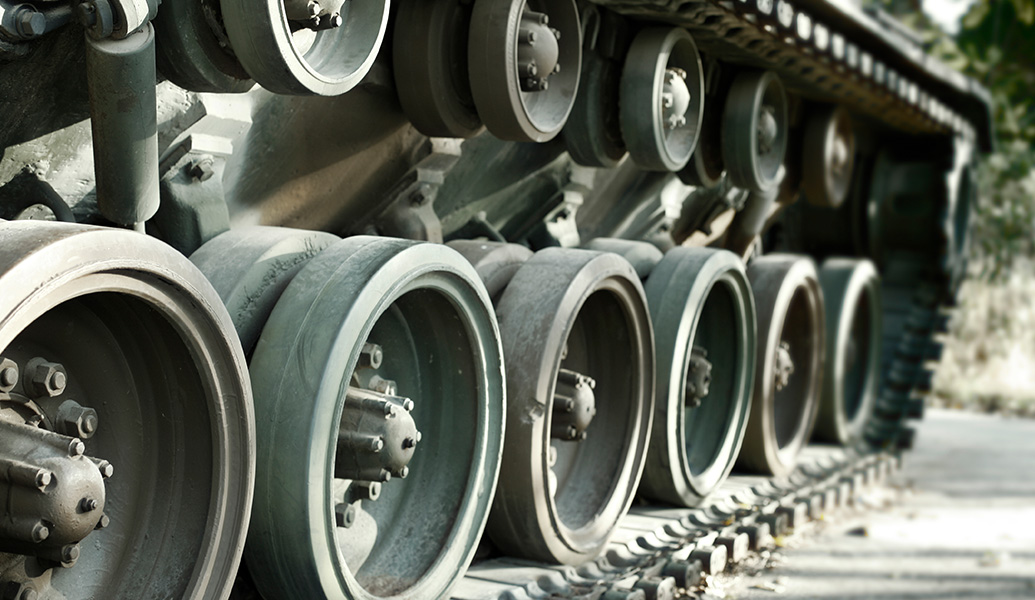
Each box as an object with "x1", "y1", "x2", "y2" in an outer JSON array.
[
  {"x1": 722, "y1": 71, "x2": 789, "y2": 193},
  {"x1": 0, "y1": 222, "x2": 253, "y2": 599},
  {"x1": 394, "y1": 0, "x2": 483, "y2": 138},
  {"x1": 469, "y1": 0, "x2": 582, "y2": 142},
  {"x1": 737, "y1": 254, "x2": 824, "y2": 477},
  {"x1": 220, "y1": 0, "x2": 389, "y2": 95},
  {"x1": 153, "y1": 0, "x2": 254, "y2": 92},
  {"x1": 564, "y1": 29, "x2": 627, "y2": 168},
  {"x1": 447, "y1": 240, "x2": 533, "y2": 302},
  {"x1": 620, "y1": 28, "x2": 705, "y2": 172},
  {"x1": 802, "y1": 105, "x2": 856, "y2": 208},
  {"x1": 190, "y1": 226, "x2": 340, "y2": 357},
  {"x1": 813, "y1": 259, "x2": 881, "y2": 445},
  {"x1": 245, "y1": 237, "x2": 505, "y2": 599},
  {"x1": 486, "y1": 249, "x2": 653, "y2": 564},
  {"x1": 639, "y1": 248, "x2": 756, "y2": 506}
]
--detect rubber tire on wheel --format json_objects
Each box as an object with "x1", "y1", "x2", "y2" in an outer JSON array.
[
  {"x1": 245, "y1": 236, "x2": 505, "y2": 599},
  {"x1": 813, "y1": 258, "x2": 881, "y2": 446},
  {"x1": 469, "y1": 0, "x2": 582, "y2": 142},
  {"x1": 220, "y1": 0, "x2": 389, "y2": 95},
  {"x1": 564, "y1": 45, "x2": 626, "y2": 168},
  {"x1": 153, "y1": 0, "x2": 254, "y2": 93},
  {"x1": 620, "y1": 27, "x2": 705, "y2": 172},
  {"x1": 0, "y1": 221, "x2": 253, "y2": 599},
  {"x1": 737, "y1": 254, "x2": 824, "y2": 478},
  {"x1": 486, "y1": 248, "x2": 654, "y2": 565},
  {"x1": 447, "y1": 240, "x2": 533, "y2": 302},
  {"x1": 190, "y1": 226, "x2": 339, "y2": 357},
  {"x1": 583, "y1": 238, "x2": 664, "y2": 280},
  {"x1": 394, "y1": 0, "x2": 483, "y2": 138},
  {"x1": 640, "y1": 248, "x2": 757, "y2": 506}
]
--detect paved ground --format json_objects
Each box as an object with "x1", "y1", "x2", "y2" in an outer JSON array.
[{"x1": 712, "y1": 409, "x2": 1035, "y2": 599}]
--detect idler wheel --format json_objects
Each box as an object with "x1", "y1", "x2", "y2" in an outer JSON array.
[
  {"x1": 620, "y1": 28, "x2": 705, "y2": 172},
  {"x1": 813, "y1": 258, "x2": 881, "y2": 445},
  {"x1": 190, "y1": 226, "x2": 339, "y2": 357},
  {"x1": 640, "y1": 248, "x2": 756, "y2": 506},
  {"x1": 394, "y1": 0, "x2": 483, "y2": 138},
  {"x1": 737, "y1": 254, "x2": 824, "y2": 477},
  {"x1": 802, "y1": 105, "x2": 856, "y2": 208},
  {"x1": 722, "y1": 71, "x2": 789, "y2": 193},
  {"x1": 469, "y1": 0, "x2": 582, "y2": 142},
  {"x1": 153, "y1": 0, "x2": 254, "y2": 92},
  {"x1": 0, "y1": 221, "x2": 252, "y2": 599},
  {"x1": 485, "y1": 248, "x2": 654, "y2": 564},
  {"x1": 220, "y1": 0, "x2": 389, "y2": 95},
  {"x1": 244, "y1": 237, "x2": 505, "y2": 598}
]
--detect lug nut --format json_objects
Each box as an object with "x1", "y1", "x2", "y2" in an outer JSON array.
[
  {"x1": 335, "y1": 503, "x2": 357, "y2": 528},
  {"x1": 359, "y1": 343, "x2": 383, "y2": 369},
  {"x1": 93, "y1": 459, "x2": 114, "y2": 478},
  {"x1": 95, "y1": 514, "x2": 110, "y2": 530},
  {"x1": 0, "y1": 362, "x2": 18, "y2": 390},
  {"x1": 353, "y1": 481, "x2": 381, "y2": 501}
]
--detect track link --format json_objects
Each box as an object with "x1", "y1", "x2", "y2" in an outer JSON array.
[{"x1": 453, "y1": 447, "x2": 900, "y2": 599}]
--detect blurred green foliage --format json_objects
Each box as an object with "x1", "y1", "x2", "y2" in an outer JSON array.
[{"x1": 874, "y1": 0, "x2": 1035, "y2": 279}]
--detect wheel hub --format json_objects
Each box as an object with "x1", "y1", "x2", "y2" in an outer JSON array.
[
  {"x1": 517, "y1": 9, "x2": 561, "y2": 92},
  {"x1": 339, "y1": 343, "x2": 422, "y2": 484},
  {"x1": 551, "y1": 368, "x2": 596, "y2": 441},
  {"x1": 0, "y1": 357, "x2": 111, "y2": 574},
  {"x1": 684, "y1": 345, "x2": 712, "y2": 409},
  {"x1": 774, "y1": 341, "x2": 795, "y2": 392},
  {"x1": 661, "y1": 67, "x2": 691, "y2": 130}
]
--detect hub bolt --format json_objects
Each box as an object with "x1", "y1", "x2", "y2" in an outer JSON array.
[
  {"x1": 24, "y1": 358, "x2": 66, "y2": 398},
  {"x1": 80, "y1": 498, "x2": 98, "y2": 512},
  {"x1": 335, "y1": 503, "x2": 357, "y2": 528}
]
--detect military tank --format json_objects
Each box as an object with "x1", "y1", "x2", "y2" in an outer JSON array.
[{"x1": 0, "y1": 0, "x2": 990, "y2": 597}]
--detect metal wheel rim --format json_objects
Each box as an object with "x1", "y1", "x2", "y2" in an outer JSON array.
[
  {"x1": 0, "y1": 222, "x2": 253, "y2": 600},
  {"x1": 469, "y1": 0, "x2": 582, "y2": 142},
  {"x1": 153, "y1": 0, "x2": 254, "y2": 92},
  {"x1": 487, "y1": 248, "x2": 653, "y2": 564},
  {"x1": 620, "y1": 27, "x2": 704, "y2": 172},
  {"x1": 739, "y1": 254, "x2": 824, "y2": 477},
  {"x1": 640, "y1": 248, "x2": 756, "y2": 506},
  {"x1": 394, "y1": 0, "x2": 483, "y2": 138},
  {"x1": 245, "y1": 237, "x2": 504, "y2": 599},
  {"x1": 220, "y1": 0, "x2": 389, "y2": 95},
  {"x1": 722, "y1": 71, "x2": 788, "y2": 193},
  {"x1": 815, "y1": 259, "x2": 881, "y2": 445}
]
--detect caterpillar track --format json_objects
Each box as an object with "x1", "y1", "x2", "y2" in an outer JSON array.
[{"x1": 0, "y1": 0, "x2": 988, "y2": 598}]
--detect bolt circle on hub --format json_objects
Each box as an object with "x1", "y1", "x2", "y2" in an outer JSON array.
[
  {"x1": 722, "y1": 71, "x2": 789, "y2": 193},
  {"x1": 639, "y1": 248, "x2": 757, "y2": 507},
  {"x1": 620, "y1": 28, "x2": 705, "y2": 172},
  {"x1": 737, "y1": 254, "x2": 825, "y2": 477},
  {"x1": 219, "y1": 0, "x2": 389, "y2": 95},
  {"x1": 813, "y1": 258, "x2": 881, "y2": 445},
  {"x1": 484, "y1": 248, "x2": 654, "y2": 564},
  {"x1": 244, "y1": 237, "x2": 505, "y2": 599},
  {"x1": 469, "y1": 0, "x2": 582, "y2": 142},
  {"x1": 0, "y1": 221, "x2": 253, "y2": 600}
]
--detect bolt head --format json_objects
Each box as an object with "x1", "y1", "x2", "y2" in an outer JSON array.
[
  {"x1": 16, "y1": 9, "x2": 45, "y2": 38},
  {"x1": 0, "y1": 363, "x2": 18, "y2": 389},
  {"x1": 95, "y1": 514, "x2": 110, "y2": 530},
  {"x1": 30, "y1": 522, "x2": 48, "y2": 543},
  {"x1": 68, "y1": 439, "x2": 85, "y2": 457},
  {"x1": 61, "y1": 544, "x2": 80, "y2": 564},
  {"x1": 34, "y1": 469, "x2": 51, "y2": 489},
  {"x1": 26, "y1": 358, "x2": 66, "y2": 398}
]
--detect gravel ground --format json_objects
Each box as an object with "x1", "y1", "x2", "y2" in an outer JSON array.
[{"x1": 705, "y1": 409, "x2": 1035, "y2": 599}]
